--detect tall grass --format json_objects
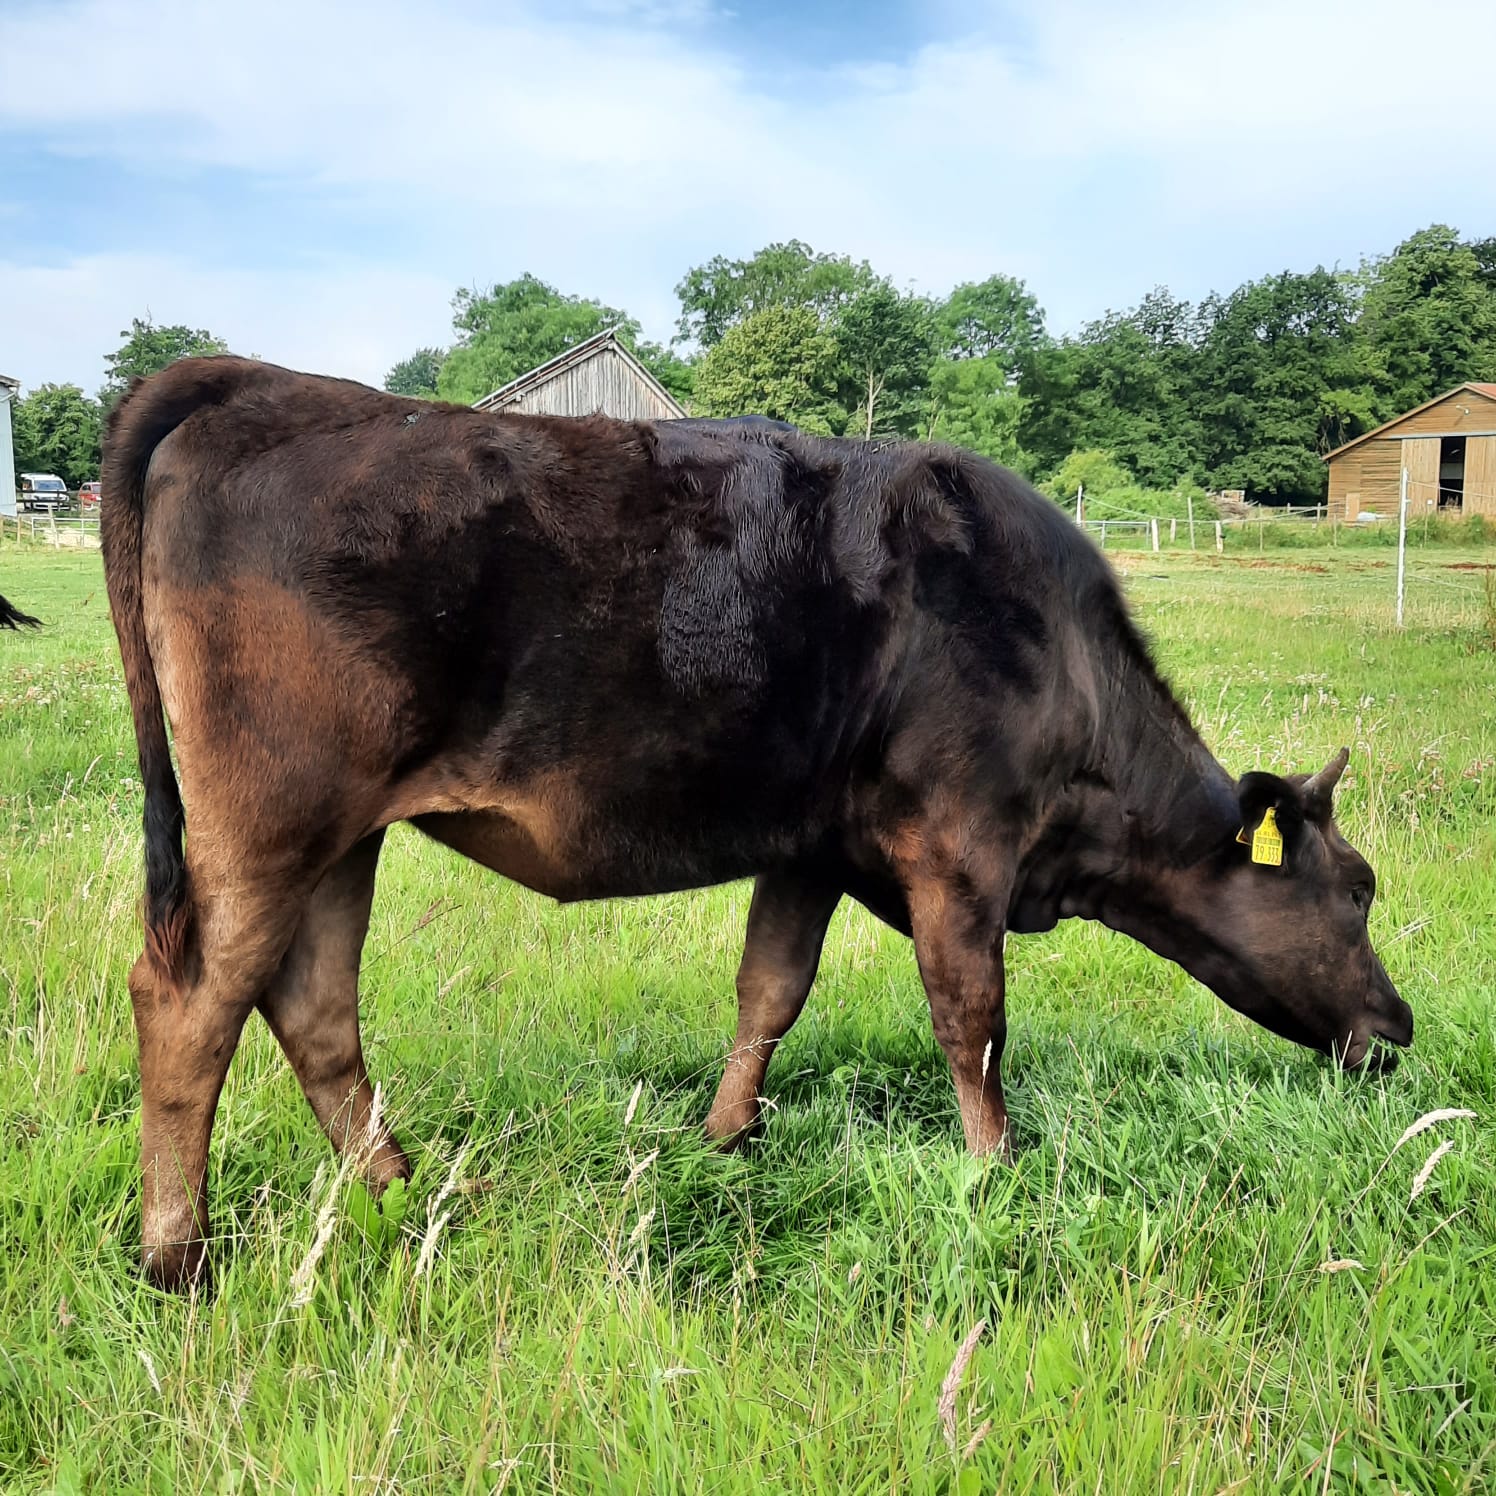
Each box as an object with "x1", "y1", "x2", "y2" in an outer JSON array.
[{"x1": 2, "y1": 541, "x2": 1494, "y2": 1493}]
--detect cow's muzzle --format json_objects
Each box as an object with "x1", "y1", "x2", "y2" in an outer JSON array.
[{"x1": 1335, "y1": 993, "x2": 1414, "y2": 1072}]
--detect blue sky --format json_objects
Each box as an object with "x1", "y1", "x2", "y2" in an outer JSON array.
[{"x1": 2, "y1": 0, "x2": 1493, "y2": 395}]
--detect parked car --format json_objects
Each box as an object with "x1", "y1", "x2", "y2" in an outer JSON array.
[
  {"x1": 79, "y1": 480, "x2": 102, "y2": 509},
  {"x1": 18, "y1": 473, "x2": 73, "y2": 513}
]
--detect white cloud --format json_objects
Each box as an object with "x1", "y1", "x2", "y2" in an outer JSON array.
[{"x1": 1, "y1": 0, "x2": 1492, "y2": 393}]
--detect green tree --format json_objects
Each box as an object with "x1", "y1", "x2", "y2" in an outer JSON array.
[
  {"x1": 1194, "y1": 268, "x2": 1372, "y2": 501},
  {"x1": 934, "y1": 275, "x2": 1046, "y2": 376},
  {"x1": 674, "y1": 241, "x2": 875, "y2": 349},
  {"x1": 633, "y1": 339, "x2": 696, "y2": 407},
  {"x1": 691, "y1": 305, "x2": 844, "y2": 433},
  {"x1": 437, "y1": 274, "x2": 636, "y2": 404},
  {"x1": 1358, "y1": 225, "x2": 1496, "y2": 414},
  {"x1": 101, "y1": 317, "x2": 230, "y2": 406},
  {"x1": 384, "y1": 347, "x2": 447, "y2": 398},
  {"x1": 1045, "y1": 448, "x2": 1133, "y2": 504},
  {"x1": 13, "y1": 384, "x2": 103, "y2": 488},
  {"x1": 925, "y1": 355, "x2": 1026, "y2": 468},
  {"x1": 836, "y1": 282, "x2": 935, "y2": 438},
  {"x1": 1019, "y1": 292, "x2": 1206, "y2": 489}
]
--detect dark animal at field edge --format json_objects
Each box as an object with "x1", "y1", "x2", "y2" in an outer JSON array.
[
  {"x1": 1, "y1": 592, "x2": 41, "y2": 629},
  {"x1": 100, "y1": 357, "x2": 1413, "y2": 1290}
]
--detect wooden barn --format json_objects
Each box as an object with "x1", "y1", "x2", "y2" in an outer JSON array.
[
  {"x1": 473, "y1": 327, "x2": 686, "y2": 421},
  {"x1": 1324, "y1": 382, "x2": 1496, "y2": 520}
]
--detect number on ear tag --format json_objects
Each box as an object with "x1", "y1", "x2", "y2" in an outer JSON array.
[{"x1": 1250, "y1": 807, "x2": 1284, "y2": 867}]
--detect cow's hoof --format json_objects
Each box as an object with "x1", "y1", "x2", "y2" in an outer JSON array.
[{"x1": 142, "y1": 1237, "x2": 210, "y2": 1293}]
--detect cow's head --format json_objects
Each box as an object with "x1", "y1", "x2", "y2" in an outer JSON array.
[{"x1": 1166, "y1": 748, "x2": 1413, "y2": 1070}]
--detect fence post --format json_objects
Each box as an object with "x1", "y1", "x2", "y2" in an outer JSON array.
[
  {"x1": 1075, "y1": 485, "x2": 1084, "y2": 525},
  {"x1": 1187, "y1": 496, "x2": 1196, "y2": 551},
  {"x1": 1214, "y1": 521, "x2": 1224, "y2": 554},
  {"x1": 1150, "y1": 518, "x2": 1160, "y2": 553},
  {"x1": 1395, "y1": 466, "x2": 1409, "y2": 627},
  {"x1": 1169, "y1": 517, "x2": 1177, "y2": 544}
]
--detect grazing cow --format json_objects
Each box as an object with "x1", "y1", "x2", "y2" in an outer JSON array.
[
  {"x1": 1, "y1": 592, "x2": 40, "y2": 629},
  {"x1": 101, "y1": 358, "x2": 1412, "y2": 1289}
]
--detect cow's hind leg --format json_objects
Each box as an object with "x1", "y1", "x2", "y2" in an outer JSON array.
[
  {"x1": 257, "y1": 832, "x2": 410, "y2": 1189},
  {"x1": 704, "y1": 871, "x2": 841, "y2": 1146},
  {"x1": 132, "y1": 877, "x2": 309, "y2": 1290},
  {"x1": 902, "y1": 869, "x2": 1012, "y2": 1157}
]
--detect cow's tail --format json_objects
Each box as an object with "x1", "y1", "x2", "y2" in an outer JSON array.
[{"x1": 101, "y1": 356, "x2": 256, "y2": 986}]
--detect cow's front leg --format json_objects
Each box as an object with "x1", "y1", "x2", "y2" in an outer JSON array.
[
  {"x1": 903, "y1": 870, "x2": 1012, "y2": 1157},
  {"x1": 704, "y1": 870, "x2": 841, "y2": 1147}
]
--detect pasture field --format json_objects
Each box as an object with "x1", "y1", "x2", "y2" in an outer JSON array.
[{"x1": 2, "y1": 540, "x2": 1494, "y2": 1495}]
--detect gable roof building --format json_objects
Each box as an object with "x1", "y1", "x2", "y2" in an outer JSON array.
[
  {"x1": 474, "y1": 328, "x2": 686, "y2": 421},
  {"x1": 1323, "y1": 382, "x2": 1496, "y2": 519}
]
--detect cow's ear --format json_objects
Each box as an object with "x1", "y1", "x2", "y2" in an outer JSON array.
[{"x1": 1235, "y1": 772, "x2": 1306, "y2": 855}]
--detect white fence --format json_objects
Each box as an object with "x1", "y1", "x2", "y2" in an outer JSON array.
[
  {"x1": 1078, "y1": 504, "x2": 1331, "y2": 552},
  {"x1": 1, "y1": 512, "x2": 101, "y2": 548}
]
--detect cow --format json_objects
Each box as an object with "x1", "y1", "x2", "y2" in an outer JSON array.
[
  {"x1": 1, "y1": 592, "x2": 41, "y2": 629},
  {"x1": 101, "y1": 357, "x2": 1413, "y2": 1289}
]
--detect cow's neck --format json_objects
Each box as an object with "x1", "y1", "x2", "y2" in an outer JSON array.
[
  {"x1": 1099, "y1": 648, "x2": 1239, "y2": 869},
  {"x1": 1012, "y1": 643, "x2": 1239, "y2": 938}
]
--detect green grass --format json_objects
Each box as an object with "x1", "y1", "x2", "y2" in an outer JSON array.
[{"x1": 2, "y1": 539, "x2": 1494, "y2": 1494}]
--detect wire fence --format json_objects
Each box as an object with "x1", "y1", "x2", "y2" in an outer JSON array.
[{"x1": 1080, "y1": 505, "x2": 1340, "y2": 555}]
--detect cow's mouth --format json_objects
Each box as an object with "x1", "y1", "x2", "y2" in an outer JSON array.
[{"x1": 1334, "y1": 1020, "x2": 1411, "y2": 1074}]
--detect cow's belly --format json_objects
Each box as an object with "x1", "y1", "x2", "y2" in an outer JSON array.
[{"x1": 408, "y1": 800, "x2": 781, "y2": 903}]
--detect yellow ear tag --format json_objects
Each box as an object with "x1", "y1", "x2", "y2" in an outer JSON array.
[{"x1": 1250, "y1": 807, "x2": 1284, "y2": 867}]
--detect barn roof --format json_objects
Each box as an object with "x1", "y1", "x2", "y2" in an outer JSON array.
[
  {"x1": 0, "y1": 374, "x2": 19, "y2": 393},
  {"x1": 473, "y1": 327, "x2": 685, "y2": 417},
  {"x1": 1323, "y1": 382, "x2": 1496, "y2": 462}
]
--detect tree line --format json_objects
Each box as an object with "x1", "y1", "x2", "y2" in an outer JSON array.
[
  {"x1": 388, "y1": 223, "x2": 1496, "y2": 508},
  {"x1": 14, "y1": 225, "x2": 1495, "y2": 510},
  {"x1": 10, "y1": 319, "x2": 229, "y2": 490}
]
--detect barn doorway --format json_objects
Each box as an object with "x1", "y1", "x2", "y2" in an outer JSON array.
[{"x1": 1439, "y1": 437, "x2": 1466, "y2": 509}]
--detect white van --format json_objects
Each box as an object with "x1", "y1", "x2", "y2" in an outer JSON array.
[{"x1": 19, "y1": 473, "x2": 71, "y2": 513}]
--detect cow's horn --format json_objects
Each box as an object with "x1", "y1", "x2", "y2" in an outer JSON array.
[{"x1": 1303, "y1": 746, "x2": 1349, "y2": 810}]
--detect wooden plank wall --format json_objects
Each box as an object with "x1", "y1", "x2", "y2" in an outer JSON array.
[
  {"x1": 1404, "y1": 437, "x2": 1440, "y2": 514},
  {"x1": 1328, "y1": 450, "x2": 1356, "y2": 514},
  {"x1": 1355, "y1": 441, "x2": 1404, "y2": 516},
  {"x1": 1465, "y1": 435, "x2": 1496, "y2": 517},
  {"x1": 508, "y1": 350, "x2": 680, "y2": 421}
]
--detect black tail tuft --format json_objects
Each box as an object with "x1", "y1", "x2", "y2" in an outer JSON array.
[{"x1": 0, "y1": 592, "x2": 41, "y2": 630}]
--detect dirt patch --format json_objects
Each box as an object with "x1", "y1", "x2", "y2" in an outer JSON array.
[
  {"x1": 1441, "y1": 562, "x2": 1496, "y2": 572},
  {"x1": 1236, "y1": 559, "x2": 1331, "y2": 573}
]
